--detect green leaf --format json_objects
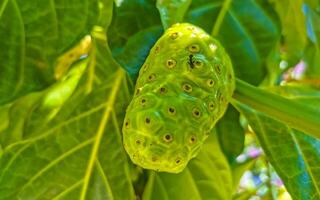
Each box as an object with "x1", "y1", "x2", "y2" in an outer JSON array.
[
  {"x1": 108, "y1": 0, "x2": 162, "y2": 53},
  {"x1": 115, "y1": 26, "x2": 163, "y2": 80},
  {"x1": 304, "y1": 44, "x2": 320, "y2": 78},
  {"x1": 0, "y1": 45, "x2": 135, "y2": 200},
  {"x1": 0, "y1": 48, "x2": 89, "y2": 148},
  {"x1": 142, "y1": 132, "x2": 233, "y2": 200},
  {"x1": 216, "y1": 105, "x2": 245, "y2": 162},
  {"x1": 233, "y1": 79, "x2": 320, "y2": 138},
  {"x1": 156, "y1": 0, "x2": 192, "y2": 29},
  {"x1": 0, "y1": 92, "x2": 43, "y2": 147},
  {"x1": 97, "y1": 0, "x2": 114, "y2": 30},
  {"x1": 0, "y1": 0, "x2": 99, "y2": 105},
  {"x1": 304, "y1": 0, "x2": 319, "y2": 9},
  {"x1": 269, "y1": 0, "x2": 307, "y2": 65},
  {"x1": 0, "y1": 1, "x2": 135, "y2": 197},
  {"x1": 0, "y1": 104, "x2": 10, "y2": 134},
  {"x1": 268, "y1": 84, "x2": 320, "y2": 101},
  {"x1": 304, "y1": 5, "x2": 320, "y2": 78},
  {"x1": 186, "y1": 0, "x2": 280, "y2": 85},
  {"x1": 234, "y1": 86, "x2": 320, "y2": 200}
]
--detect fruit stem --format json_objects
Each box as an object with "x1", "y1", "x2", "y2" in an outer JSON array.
[
  {"x1": 232, "y1": 79, "x2": 320, "y2": 138},
  {"x1": 212, "y1": 0, "x2": 233, "y2": 36}
]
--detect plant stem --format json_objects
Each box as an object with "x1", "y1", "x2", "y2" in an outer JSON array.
[
  {"x1": 232, "y1": 79, "x2": 320, "y2": 138},
  {"x1": 212, "y1": 0, "x2": 233, "y2": 36}
]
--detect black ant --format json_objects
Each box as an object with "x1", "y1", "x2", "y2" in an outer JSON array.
[{"x1": 188, "y1": 54, "x2": 195, "y2": 69}]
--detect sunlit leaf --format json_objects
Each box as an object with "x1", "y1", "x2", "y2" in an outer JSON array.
[
  {"x1": 234, "y1": 86, "x2": 320, "y2": 200},
  {"x1": 304, "y1": 5, "x2": 320, "y2": 78},
  {"x1": 0, "y1": 0, "x2": 99, "y2": 105},
  {"x1": 0, "y1": 41, "x2": 135, "y2": 200},
  {"x1": 156, "y1": 0, "x2": 192, "y2": 29},
  {"x1": 269, "y1": 0, "x2": 307, "y2": 65}
]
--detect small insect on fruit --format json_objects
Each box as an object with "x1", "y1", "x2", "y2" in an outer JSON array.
[{"x1": 122, "y1": 23, "x2": 235, "y2": 173}]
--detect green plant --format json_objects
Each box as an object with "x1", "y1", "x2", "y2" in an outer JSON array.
[{"x1": 0, "y1": 0, "x2": 319, "y2": 199}]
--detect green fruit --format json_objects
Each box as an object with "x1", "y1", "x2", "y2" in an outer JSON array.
[{"x1": 122, "y1": 23, "x2": 235, "y2": 173}]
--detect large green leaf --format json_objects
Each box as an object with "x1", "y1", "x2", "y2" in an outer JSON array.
[
  {"x1": 0, "y1": 0, "x2": 99, "y2": 105},
  {"x1": 108, "y1": 0, "x2": 162, "y2": 54},
  {"x1": 186, "y1": 0, "x2": 280, "y2": 85},
  {"x1": 233, "y1": 79, "x2": 320, "y2": 138},
  {"x1": 305, "y1": 0, "x2": 319, "y2": 9},
  {"x1": 216, "y1": 105, "x2": 245, "y2": 163},
  {"x1": 234, "y1": 86, "x2": 320, "y2": 200},
  {"x1": 0, "y1": 1, "x2": 136, "y2": 197},
  {"x1": 142, "y1": 132, "x2": 233, "y2": 200},
  {"x1": 269, "y1": 0, "x2": 307, "y2": 66},
  {"x1": 0, "y1": 59, "x2": 88, "y2": 148},
  {"x1": 115, "y1": 26, "x2": 163, "y2": 80},
  {"x1": 156, "y1": 0, "x2": 192, "y2": 29},
  {"x1": 304, "y1": 5, "x2": 320, "y2": 78},
  {"x1": 0, "y1": 41, "x2": 135, "y2": 200}
]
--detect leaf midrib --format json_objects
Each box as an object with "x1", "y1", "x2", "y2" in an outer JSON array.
[
  {"x1": 80, "y1": 69, "x2": 125, "y2": 200},
  {"x1": 253, "y1": 111, "x2": 320, "y2": 199},
  {"x1": 0, "y1": 0, "x2": 9, "y2": 19},
  {"x1": 291, "y1": 131, "x2": 320, "y2": 195}
]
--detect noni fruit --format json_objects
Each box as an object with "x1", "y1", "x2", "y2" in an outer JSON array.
[{"x1": 122, "y1": 23, "x2": 235, "y2": 173}]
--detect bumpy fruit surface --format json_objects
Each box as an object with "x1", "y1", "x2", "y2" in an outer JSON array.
[{"x1": 122, "y1": 23, "x2": 235, "y2": 173}]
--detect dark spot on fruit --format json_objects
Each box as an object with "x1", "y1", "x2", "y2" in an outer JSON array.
[
  {"x1": 145, "y1": 117, "x2": 151, "y2": 124},
  {"x1": 208, "y1": 101, "x2": 215, "y2": 111},
  {"x1": 168, "y1": 107, "x2": 176, "y2": 115},
  {"x1": 152, "y1": 156, "x2": 158, "y2": 162},
  {"x1": 136, "y1": 140, "x2": 141, "y2": 145},
  {"x1": 188, "y1": 44, "x2": 200, "y2": 53},
  {"x1": 217, "y1": 91, "x2": 225, "y2": 103},
  {"x1": 136, "y1": 88, "x2": 141, "y2": 95},
  {"x1": 189, "y1": 135, "x2": 196, "y2": 144},
  {"x1": 207, "y1": 79, "x2": 214, "y2": 87},
  {"x1": 143, "y1": 64, "x2": 149, "y2": 72},
  {"x1": 175, "y1": 158, "x2": 182, "y2": 164},
  {"x1": 215, "y1": 63, "x2": 221, "y2": 74},
  {"x1": 163, "y1": 134, "x2": 173, "y2": 143},
  {"x1": 155, "y1": 46, "x2": 160, "y2": 54},
  {"x1": 166, "y1": 59, "x2": 176, "y2": 69},
  {"x1": 160, "y1": 87, "x2": 166, "y2": 94},
  {"x1": 148, "y1": 74, "x2": 156, "y2": 82},
  {"x1": 194, "y1": 60, "x2": 203, "y2": 68},
  {"x1": 125, "y1": 120, "x2": 130, "y2": 128},
  {"x1": 140, "y1": 98, "x2": 146, "y2": 106},
  {"x1": 228, "y1": 73, "x2": 232, "y2": 80},
  {"x1": 187, "y1": 27, "x2": 195, "y2": 31},
  {"x1": 170, "y1": 32, "x2": 179, "y2": 40},
  {"x1": 192, "y1": 108, "x2": 201, "y2": 118},
  {"x1": 182, "y1": 83, "x2": 192, "y2": 93}
]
